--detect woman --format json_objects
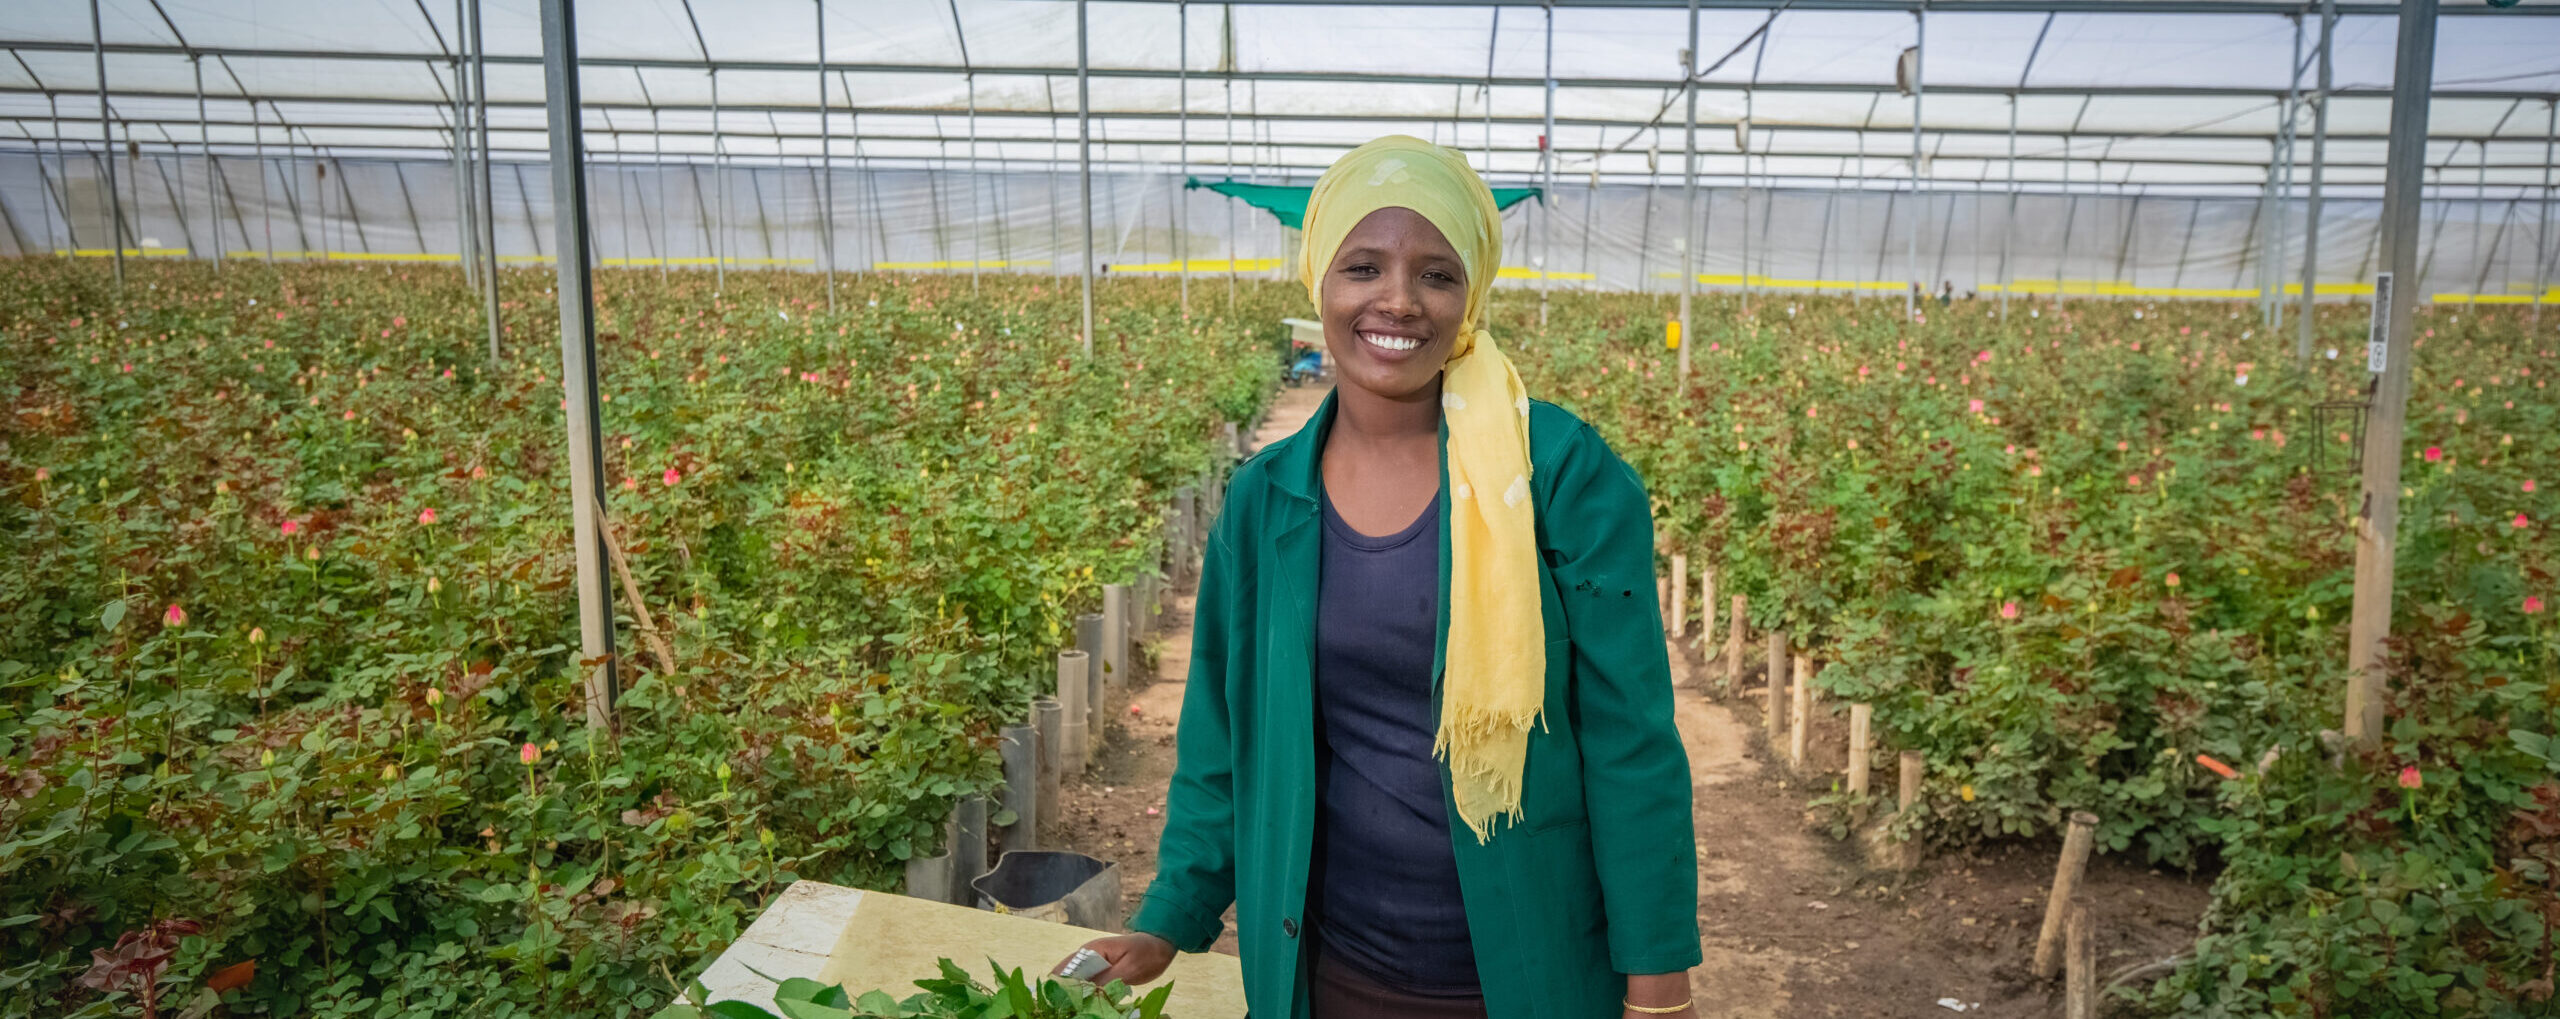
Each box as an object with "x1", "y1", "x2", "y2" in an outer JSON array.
[{"x1": 1059, "y1": 136, "x2": 1700, "y2": 1018}]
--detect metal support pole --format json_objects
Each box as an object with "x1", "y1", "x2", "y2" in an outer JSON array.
[
  {"x1": 454, "y1": 0, "x2": 475, "y2": 286},
  {"x1": 1678, "y1": 0, "x2": 1697, "y2": 375},
  {"x1": 2252, "y1": 158, "x2": 2277, "y2": 314},
  {"x1": 195, "y1": 55, "x2": 219, "y2": 268},
  {"x1": 1743, "y1": 21, "x2": 1772, "y2": 309},
  {"x1": 2344, "y1": 0, "x2": 2436, "y2": 748},
  {"x1": 314, "y1": 136, "x2": 330, "y2": 258},
  {"x1": 2539, "y1": 99, "x2": 2556, "y2": 328},
  {"x1": 818, "y1": 1, "x2": 834, "y2": 311},
  {"x1": 2271, "y1": 12, "x2": 2304, "y2": 330},
  {"x1": 615, "y1": 146, "x2": 633, "y2": 267},
  {"x1": 538, "y1": 0, "x2": 619, "y2": 733},
  {"x1": 2299, "y1": 0, "x2": 2335, "y2": 356},
  {"x1": 2474, "y1": 119, "x2": 2490, "y2": 299},
  {"x1": 967, "y1": 68, "x2": 982, "y2": 291},
  {"x1": 186, "y1": 56, "x2": 217, "y2": 266},
  {"x1": 1482, "y1": 8, "x2": 1497, "y2": 177},
  {"x1": 35, "y1": 100, "x2": 60, "y2": 255},
  {"x1": 1905, "y1": 10, "x2": 1924, "y2": 322},
  {"x1": 1077, "y1": 0, "x2": 1094, "y2": 356},
  {"x1": 470, "y1": 0, "x2": 501, "y2": 360},
  {"x1": 1225, "y1": 8, "x2": 1237, "y2": 312},
  {"x1": 91, "y1": 0, "x2": 123, "y2": 284},
  {"x1": 2001, "y1": 96, "x2": 2015, "y2": 316},
  {"x1": 1638, "y1": 142, "x2": 1655, "y2": 295},
  {"x1": 1177, "y1": 0, "x2": 1188, "y2": 317},
  {"x1": 1578, "y1": 163, "x2": 1595, "y2": 287},
  {"x1": 1539, "y1": 1, "x2": 1556, "y2": 331},
  {"x1": 711, "y1": 69, "x2": 724, "y2": 290},
  {"x1": 252, "y1": 95, "x2": 271, "y2": 259},
  {"x1": 471, "y1": 0, "x2": 499, "y2": 337},
  {"x1": 2474, "y1": 198, "x2": 2517, "y2": 301},
  {"x1": 653, "y1": 109, "x2": 667, "y2": 279}
]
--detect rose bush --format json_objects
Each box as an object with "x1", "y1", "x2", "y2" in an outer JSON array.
[
  {"x1": 0, "y1": 261, "x2": 1286, "y2": 1017},
  {"x1": 1499, "y1": 291, "x2": 2555, "y2": 1016}
]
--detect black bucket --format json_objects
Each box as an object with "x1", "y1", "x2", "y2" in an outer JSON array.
[{"x1": 969, "y1": 850, "x2": 1122, "y2": 930}]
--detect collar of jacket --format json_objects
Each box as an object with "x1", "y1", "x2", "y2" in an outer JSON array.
[{"x1": 1260, "y1": 388, "x2": 1457, "y2": 696}]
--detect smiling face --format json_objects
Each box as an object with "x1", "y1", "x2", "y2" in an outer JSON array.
[{"x1": 1320, "y1": 207, "x2": 1470, "y2": 403}]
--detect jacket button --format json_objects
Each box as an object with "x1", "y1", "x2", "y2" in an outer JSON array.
[{"x1": 1282, "y1": 918, "x2": 1299, "y2": 938}]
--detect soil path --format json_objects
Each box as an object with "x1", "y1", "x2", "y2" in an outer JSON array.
[
  {"x1": 1052, "y1": 381, "x2": 2211, "y2": 1016},
  {"x1": 1051, "y1": 382, "x2": 1329, "y2": 955}
]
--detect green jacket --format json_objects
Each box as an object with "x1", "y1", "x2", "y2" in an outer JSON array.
[{"x1": 1128, "y1": 393, "x2": 1702, "y2": 1018}]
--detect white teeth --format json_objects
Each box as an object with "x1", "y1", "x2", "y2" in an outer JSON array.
[{"x1": 1361, "y1": 332, "x2": 1421, "y2": 352}]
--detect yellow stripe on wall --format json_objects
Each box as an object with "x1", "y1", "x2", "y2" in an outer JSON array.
[
  {"x1": 874, "y1": 259, "x2": 1056, "y2": 270},
  {"x1": 605, "y1": 256, "x2": 816, "y2": 267},
  {"x1": 231, "y1": 250, "x2": 462, "y2": 262},
  {"x1": 1104, "y1": 258, "x2": 1277, "y2": 273},
  {"x1": 2433, "y1": 292, "x2": 2560, "y2": 305},
  {"x1": 1499, "y1": 267, "x2": 1598, "y2": 281},
  {"x1": 1986, "y1": 281, "x2": 2261, "y2": 299},
  {"x1": 1653, "y1": 272, "x2": 1902, "y2": 291}
]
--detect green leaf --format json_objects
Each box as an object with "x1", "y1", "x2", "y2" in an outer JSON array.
[
  {"x1": 99, "y1": 600, "x2": 127, "y2": 633},
  {"x1": 773, "y1": 979, "x2": 835, "y2": 1004},
  {"x1": 2512, "y1": 729, "x2": 2556, "y2": 767},
  {"x1": 702, "y1": 1002, "x2": 785, "y2": 1019},
  {"x1": 1135, "y1": 985, "x2": 1172, "y2": 1019},
  {"x1": 773, "y1": 998, "x2": 852, "y2": 1019}
]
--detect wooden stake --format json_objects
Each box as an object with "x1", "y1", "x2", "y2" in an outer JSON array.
[
  {"x1": 904, "y1": 812, "x2": 956, "y2": 904},
  {"x1": 1075, "y1": 613, "x2": 1106, "y2": 756},
  {"x1": 1032, "y1": 696, "x2": 1063, "y2": 830},
  {"x1": 597, "y1": 512, "x2": 678, "y2": 679},
  {"x1": 1764, "y1": 630, "x2": 1789, "y2": 742},
  {"x1": 2065, "y1": 901, "x2": 2096, "y2": 1019},
  {"x1": 2034, "y1": 811, "x2": 2102, "y2": 979},
  {"x1": 1101, "y1": 584, "x2": 1130, "y2": 698},
  {"x1": 954, "y1": 794, "x2": 989, "y2": 905},
  {"x1": 1057, "y1": 651, "x2": 1089, "y2": 776},
  {"x1": 1699, "y1": 566, "x2": 1717, "y2": 652},
  {"x1": 1000, "y1": 723, "x2": 1038, "y2": 854},
  {"x1": 1897, "y1": 751, "x2": 1923, "y2": 812},
  {"x1": 1896, "y1": 750, "x2": 1926, "y2": 871},
  {"x1": 1173, "y1": 487, "x2": 1198, "y2": 582},
  {"x1": 1669, "y1": 553, "x2": 1688, "y2": 638},
  {"x1": 1789, "y1": 653, "x2": 1812, "y2": 769},
  {"x1": 1847, "y1": 703, "x2": 1874, "y2": 796},
  {"x1": 1725, "y1": 594, "x2": 1746, "y2": 689}
]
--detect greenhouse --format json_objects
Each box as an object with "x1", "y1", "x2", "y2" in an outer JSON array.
[
  {"x1": 2, "y1": 1, "x2": 2558, "y2": 1017},
  {"x1": 5, "y1": 1, "x2": 2558, "y2": 300}
]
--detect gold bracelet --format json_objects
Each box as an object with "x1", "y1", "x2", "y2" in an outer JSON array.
[{"x1": 1623, "y1": 999, "x2": 1694, "y2": 1015}]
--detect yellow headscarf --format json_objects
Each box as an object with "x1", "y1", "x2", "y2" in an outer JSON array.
[{"x1": 1298, "y1": 135, "x2": 1542, "y2": 844}]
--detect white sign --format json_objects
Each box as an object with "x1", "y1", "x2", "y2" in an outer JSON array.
[{"x1": 2366, "y1": 272, "x2": 2393, "y2": 374}]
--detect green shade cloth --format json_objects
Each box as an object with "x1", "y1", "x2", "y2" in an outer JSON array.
[{"x1": 1186, "y1": 178, "x2": 1542, "y2": 231}]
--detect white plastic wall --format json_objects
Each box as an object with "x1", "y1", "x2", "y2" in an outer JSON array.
[{"x1": 2, "y1": 150, "x2": 2551, "y2": 305}]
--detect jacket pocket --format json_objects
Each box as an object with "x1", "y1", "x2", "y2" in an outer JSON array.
[{"x1": 1526, "y1": 638, "x2": 1588, "y2": 834}]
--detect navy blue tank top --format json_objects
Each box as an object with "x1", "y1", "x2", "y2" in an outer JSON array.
[{"x1": 1310, "y1": 490, "x2": 1479, "y2": 995}]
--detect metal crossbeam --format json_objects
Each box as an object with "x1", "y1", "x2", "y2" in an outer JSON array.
[{"x1": 8, "y1": 39, "x2": 2555, "y2": 103}]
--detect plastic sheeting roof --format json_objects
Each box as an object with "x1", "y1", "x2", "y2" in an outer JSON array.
[{"x1": 2, "y1": 1, "x2": 2557, "y2": 196}]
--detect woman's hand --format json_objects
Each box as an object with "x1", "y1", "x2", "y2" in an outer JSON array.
[
  {"x1": 1621, "y1": 970, "x2": 1695, "y2": 1018},
  {"x1": 1055, "y1": 932, "x2": 1176, "y2": 986}
]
